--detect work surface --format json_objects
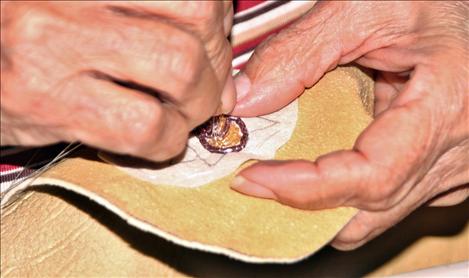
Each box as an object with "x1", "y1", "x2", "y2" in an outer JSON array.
[{"x1": 2, "y1": 185, "x2": 468, "y2": 277}]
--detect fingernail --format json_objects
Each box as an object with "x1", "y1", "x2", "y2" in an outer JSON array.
[
  {"x1": 221, "y1": 74, "x2": 236, "y2": 114},
  {"x1": 231, "y1": 176, "x2": 277, "y2": 200},
  {"x1": 215, "y1": 104, "x2": 223, "y2": 116},
  {"x1": 234, "y1": 72, "x2": 251, "y2": 102}
]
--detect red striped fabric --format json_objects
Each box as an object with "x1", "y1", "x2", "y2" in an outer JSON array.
[
  {"x1": 232, "y1": 19, "x2": 295, "y2": 69},
  {"x1": 236, "y1": 0, "x2": 266, "y2": 12},
  {"x1": 0, "y1": 165, "x2": 20, "y2": 172}
]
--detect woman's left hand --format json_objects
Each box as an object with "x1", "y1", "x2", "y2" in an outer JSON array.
[{"x1": 231, "y1": 1, "x2": 469, "y2": 250}]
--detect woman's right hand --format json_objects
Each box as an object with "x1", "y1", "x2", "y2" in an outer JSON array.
[{"x1": 1, "y1": 1, "x2": 235, "y2": 161}]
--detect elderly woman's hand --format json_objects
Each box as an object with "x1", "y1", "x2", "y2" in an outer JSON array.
[
  {"x1": 231, "y1": 1, "x2": 469, "y2": 250},
  {"x1": 1, "y1": 1, "x2": 235, "y2": 161}
]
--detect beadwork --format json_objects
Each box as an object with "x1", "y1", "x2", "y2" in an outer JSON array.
[{"x1": 196, "y1": 115, "x2": 248, "y2": 153}]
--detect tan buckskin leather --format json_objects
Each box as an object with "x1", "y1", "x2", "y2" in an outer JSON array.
[{"x1": 1, "y1": 65, "x2": 467, "y2": 276}]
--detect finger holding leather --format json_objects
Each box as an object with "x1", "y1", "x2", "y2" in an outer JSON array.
[
  {"x1": 58, "y1": 75, "x2": 189, "y2": 161},
  {"x1": 72, "y1": 13, "x2": 223, "y2": 128}
]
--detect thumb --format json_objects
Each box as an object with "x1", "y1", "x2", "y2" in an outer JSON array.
[
  {"x1": 232, "y1": 2, "x2": 345, "y2": 117},
  {"x1": 232, "y1": 1, "x2": 411, "y2": 117}
]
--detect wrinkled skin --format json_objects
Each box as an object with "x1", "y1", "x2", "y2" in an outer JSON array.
[
  {"x1": 231, "y1": 1, "x2": 469, "y2": 250},
  {"x1": 1, "y1": 1, "x2": 235, "y2": 161}
]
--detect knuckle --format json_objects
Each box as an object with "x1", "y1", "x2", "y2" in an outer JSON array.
[
  {"x1": 250, "y1": 32, "x2": 301, "y2": 74},
  {"x1": 256, "y1": 28, "x2": 302, "y2": 60},
  {"x1": 337, "y1": 213, "x2": 381, "y2": 246},
  {"x1": 209, "y1": 36, "x2": 232, "y2": 77},
  {"x1": 124, "y1": 102, "x2": 165, "y2": 153},
  {"x1": 336, "y1": 230, "x2": 366, "y2": 247},
  {"x1": 6, "y1": 6, "x2": 53, "y2": 43},
  {"x1": 280, "y1": 190, "x2": 313, "y2": 209},
  {"x1": 361, "y1": 168, "x2": 402, "y2": 210},
  {"x1": 150, "y1": 121, "x2": 189, "y2": 161},
  {"x1": 185, "y1": 2, "x2": 218, "y2": 22},
  {"x1": 253, "y1": 34, "x2": 280, "y2": 58},
  {"x1": 169, "y1": 34, "x2": 205, "y2": 85},
  {"x1": 358, "y1": 165, "x2": 399, "y2": 210},
  {"x1": 165, "y1": 132, "x2": 188, "y2": 158},
  {"x1": 375, "y1": 183, "x2": 396, "y2": 203},
  {"x1": 129, "y1": 106, "x2": 189, "y2": 161}
]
